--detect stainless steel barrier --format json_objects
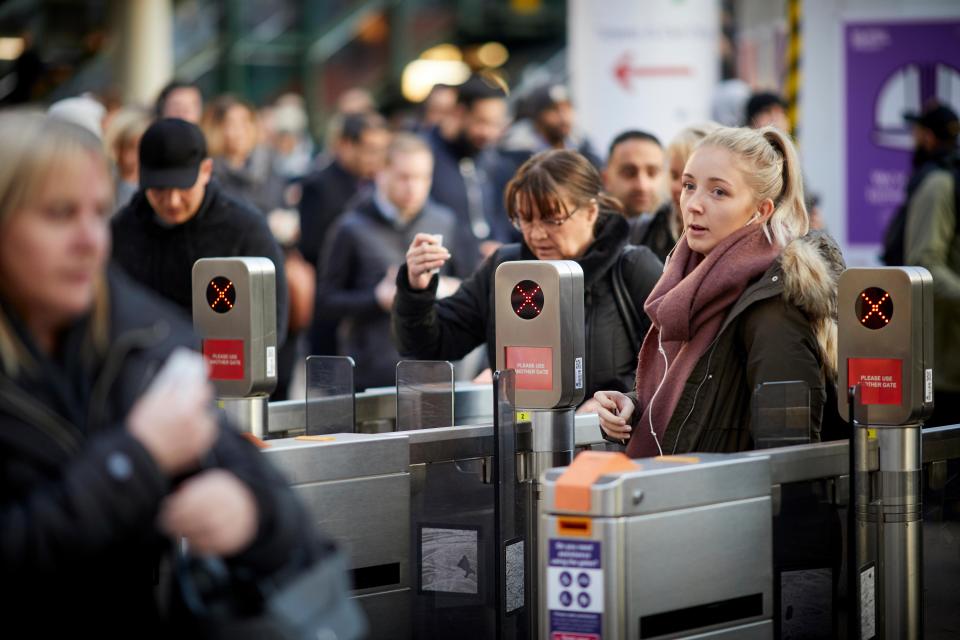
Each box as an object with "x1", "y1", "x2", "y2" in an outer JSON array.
[
  {"x1": 262, "y1": 381, "x2": 960, "y2": 640},
  {"x1": 267, "y1": 383, "x2": 494, "y2": 436},
  {"x1": 262, "y1": 433, "x2": 411, "y2": 639}
]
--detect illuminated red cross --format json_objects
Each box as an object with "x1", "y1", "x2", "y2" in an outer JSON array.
[
  {"x1": 860, "y1": 291, "x2": 889, "y2": 324},
  {"x1": 515, "y1": 284, "x2": 541, "y2": 313},
  {"x1": 210, "y1": 280, "x2": 234, "y2": 310}
]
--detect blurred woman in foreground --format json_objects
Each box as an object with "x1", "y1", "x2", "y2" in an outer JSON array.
[{"x1": 0, "y1": 112, "x2": 321, "y2": 635}]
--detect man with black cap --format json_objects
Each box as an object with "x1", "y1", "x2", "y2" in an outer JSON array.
[
  {"x1": 898, "y1": 102, "x2": 960, "y2": 425},
  {"x1": 112, "y1": 117, "x2": 288, "y2": 346}
]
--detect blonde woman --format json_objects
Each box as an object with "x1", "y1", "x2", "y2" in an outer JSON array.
[
  {"x1": 596, "y1": 126, "x2": 845, "y2": 455},
  {"x1": 0, "y1": 113, "x2": 320, "y2": 633},
  {"x1": 630, "y1": 122, "x2": 720, "y2": 262}
]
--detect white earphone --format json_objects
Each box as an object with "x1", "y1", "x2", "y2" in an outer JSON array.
[{"x1": 645, "y1": 329, "x2": 668, "y2": 457}]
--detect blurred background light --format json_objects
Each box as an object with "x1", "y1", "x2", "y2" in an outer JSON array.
[
  {"x1": 476, "y1": 41, "x2": 509, "y2": 68},
  {"x1": 0, "y1": 37, "x2": 25, "y2": 60},
  {"x1": 401, "y1": 58, "x2": 470, "y2": 102}
]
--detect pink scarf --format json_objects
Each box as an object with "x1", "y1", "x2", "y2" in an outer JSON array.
[{"x1": 626, "y1": 224, "x2": 781, "y2": 458}]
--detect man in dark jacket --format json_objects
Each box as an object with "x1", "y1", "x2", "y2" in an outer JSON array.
[
  {"x1": 298, "y1": 112, "x2": 390, "y2": 356},
  {"x1": 393, "y1": 212, "x2": 662, "y2": 404},
  {"x1": 602, "y1": 130, "x2": 677, "y2": 262},
  {"x1": 316, "y1": 133, "x2": 468, "y2": 390},
  {"x1": 427, "y1": 75, "x2": 513, "y2": 271},
  {"x1": 112, "y1": 118, "x2": 288, "y2": 347}
]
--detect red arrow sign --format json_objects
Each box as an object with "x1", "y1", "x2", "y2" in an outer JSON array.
[{"x1": 613, "y1": 52, "x2": 692, "y2": 91}]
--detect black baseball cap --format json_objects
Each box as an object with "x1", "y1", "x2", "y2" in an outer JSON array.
[
  {"x1": 139, "y1": 118, "x2": 208, "y2": 189},
  {"x1": 904, "y1": 103, "x2": 960, "y2": 142}
]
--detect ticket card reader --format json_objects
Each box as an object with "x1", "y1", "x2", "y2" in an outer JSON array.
[
  {"x1": 838, "y1": 267, "x2": 934, "y2": 424},
  {"x1": 837, "y1": 266, "x2": 933, "y2": 640},
  {"x1": 494, "y1": 261, "x2": 585, "y2": 480},
  {"x1": 192, "y1": 257, "x2": 278, "y2": 437},
  {"x1": 494, "y1": 260, "x2": 585, "y2": 409}
]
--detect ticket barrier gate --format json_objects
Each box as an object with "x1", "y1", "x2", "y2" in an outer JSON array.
[
  {"x1": 263, "y1": 364, "x2": 535, "y2": 640},
  {"x1": 540, "y1": 453, "x2": 774, "y2": 639},
  {"x1": 262, "y1": 379, "x2": 960, "y2": 640},
  {"x1": 261, "y1": 433, "x2": 411, "y2": 639},
  {"x1": 539, "y1": 425, "x2": 960, "y2": 640}
]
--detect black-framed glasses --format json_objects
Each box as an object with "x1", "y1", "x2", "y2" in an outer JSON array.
[{"x1": 510, "y1": 202, "x2": 584, "y2": 232}]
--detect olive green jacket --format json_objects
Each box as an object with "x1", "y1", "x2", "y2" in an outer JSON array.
[
  {"x1": 905, "y1": 169, "x2": 960, "y2": 392},
  {"x1": 625, "y1": 231, "x2": 845, "y2": 454}
]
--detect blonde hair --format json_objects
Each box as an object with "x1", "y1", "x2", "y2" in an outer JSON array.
[
  {"x1": 666, "y1": 122, "x2": 721, "y2": 237},
  {"x1": 0, "y1": 111, "x2": 111, "y2": 375},
  {"x1": 667, "y1": 122, "x2": 721, "y2": 172},
  {"x1": 103, "y1": 107, "x2": 150, "y2": 164},
  {"x1": 695, "y1": 125, "x2": 809, "y2": 248}
]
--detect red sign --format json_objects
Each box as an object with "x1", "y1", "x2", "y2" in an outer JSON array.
[
  {"x1": 203, "y1": 339, "x2": 245, "y2": 380},
  {"x1": 613, "y1": 52, "x2": 692, "y2": 91},
  {"x1": 848, "y1": 358, "x2": 902, "y2": 405},
  {"x1": 505, "y1": 346, "x2": 553, "y2": 391}
]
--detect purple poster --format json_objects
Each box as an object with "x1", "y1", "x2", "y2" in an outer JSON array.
[{"x1": 845, "y1": 20, "x2": 960, "y2": 246}]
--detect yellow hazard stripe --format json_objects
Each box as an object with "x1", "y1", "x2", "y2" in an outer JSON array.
[{"x1": 785, "y1": 0, "x2": 802, "y2": 139}]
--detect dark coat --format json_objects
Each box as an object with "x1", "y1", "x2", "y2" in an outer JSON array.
[
  {"x1": 297, "y1": 160, "x2": 369, "y2": 357},
  {"x1": 628, "y1": 202, "x2": 678, "y2": 264},
  {"x1": 0, "y1": 268, "x2": 316, "y2": 636},
  {"x1": 315, "y1": 195, "x2": 469, "y2": 390},
  {"x1": 111, "y1": 180, "x2": 289, "y2": 347},
  {"x1": 392, "y1": 213, "x2": 664, "y2": 399},
  {"x1": 633, "y1": 231, "x2": 846, "y2": 453},
  {"x1": 426, "y1": 127, "x2": 517, "y2": 272},
  {"x1": 297, "y1": 159, "x2": 368, "y2": 269}
]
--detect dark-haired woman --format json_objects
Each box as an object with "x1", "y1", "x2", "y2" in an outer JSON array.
[{"x1": 393, "y1": 149, "x2": 663, "y2": 408}]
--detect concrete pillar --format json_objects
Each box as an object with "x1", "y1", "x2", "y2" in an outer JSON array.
[{"x1": 117, "y1": 0, "x2": 174, "y2": 106}]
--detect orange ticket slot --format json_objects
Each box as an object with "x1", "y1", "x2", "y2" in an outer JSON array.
[
  {"x1": 555, "y1": 451, "x2": 639, "y2": 512},
  {"x1": 556, "y1": 516, "x2": 593, "y2": 538},
  {"x1": 657, "y1": 455, "x2": 701, "y2": 464}
]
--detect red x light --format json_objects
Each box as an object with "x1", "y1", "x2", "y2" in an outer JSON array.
[
  {"x1": 206, "y1": 276, "x2": 236, "y2": 314},
  {"x1": 511, "y1": 280, "x2": 544, "y2": 320},
  {"x1": 855, "y1": 287, "x2": 893, "y2": 330}
]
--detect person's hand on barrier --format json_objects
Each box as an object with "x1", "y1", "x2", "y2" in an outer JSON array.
[
  {"x1": 128, "y1": 348, "x2": 218, "y2": 476},
  {"x1": 158, "y1": 469, "x2": 259, "y2": 556},
  {"x1": 594, "y1": 390, "x2": 635, "y2": 441},
  {"x1": 576, "y1": 397, "x2": 602, "y2": 415},
  {"x1": 375, "y1": 266, "x2": 398, "y2": 311},
  {"x1": 406, "y1": 233, "x2": 450, "y2": 290}
]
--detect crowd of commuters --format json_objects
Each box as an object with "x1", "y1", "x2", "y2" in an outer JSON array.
[
  {"x1": 41, "y1": 68, "x2": 950, "y2": 447},
  {"x1": 4, "y1": 39, "x2": 959, "y2": 633}
]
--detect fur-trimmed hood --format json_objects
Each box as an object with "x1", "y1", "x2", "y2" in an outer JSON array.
[{"x1": 776, "y1": 230, "x2": 846, "y2": 379}]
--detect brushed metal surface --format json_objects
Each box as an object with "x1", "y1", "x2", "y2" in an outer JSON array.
[
  {"x1": 293, "y1": 474, "x2": 409, "y2": 589},
  {"x1": 624, "y1": 497, "x2": 773, "y2": 635},
  {"x1": 352, "y1": 588, "x2": 412, "y2": 640},
  {"x1": 267, "y1": 383, "x2": 494, "y2": 435},
  {"x1": 262, "y1": 433, "x2": 409, "y2": 483},
  {"x1": 220, "y1": 395, "x2": 268, "y2": 438}
]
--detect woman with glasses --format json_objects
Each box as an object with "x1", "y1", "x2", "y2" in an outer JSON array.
[{"x1": 393, "y1": 149, "x2": 664, "y2": 409}]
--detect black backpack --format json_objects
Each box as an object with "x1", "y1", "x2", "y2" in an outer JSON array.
[{"x1": 881, "y1": 157, "x2": 960, "y2": 266}]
